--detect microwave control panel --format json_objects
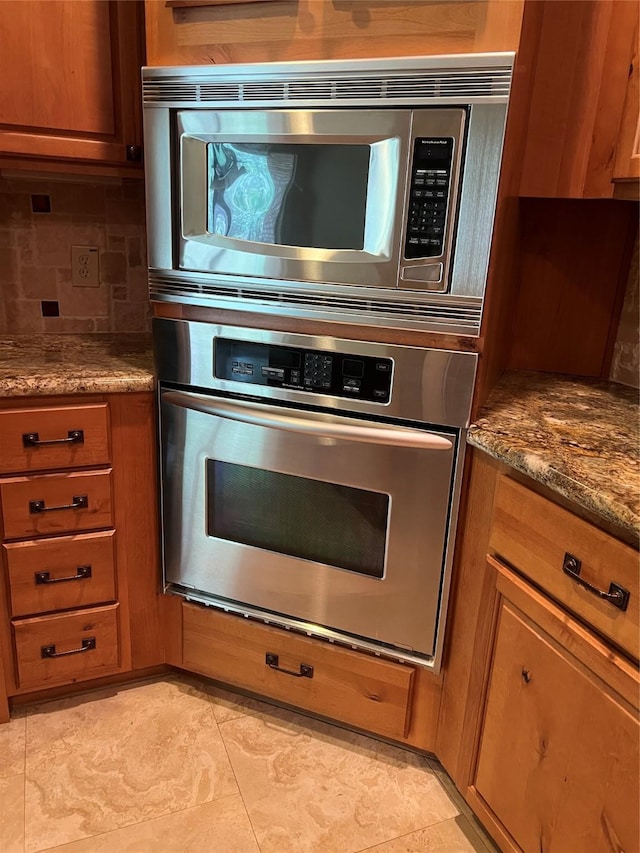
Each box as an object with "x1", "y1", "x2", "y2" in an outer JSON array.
[
  {"x1": 405, "y1": 137, "x2": 454, "y2": 260},
  {"x1": 215, "y1": 339, "x2": 392, "y2": 403}
]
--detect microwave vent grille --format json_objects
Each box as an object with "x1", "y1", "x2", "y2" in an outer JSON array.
[
  {"x1": 149, "y1": 274, "x2": 482, "y2": 333},
  {"x1": 143, "y1": 65, "x2": 512, "y2": 106}
]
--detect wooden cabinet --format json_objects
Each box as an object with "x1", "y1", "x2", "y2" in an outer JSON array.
[
  {"x1": 183, "y1": 603, "x2": 416, "y2": 741},
  {"x1": 163, "y1": 596, "x2": 443, "y2": 752},
  {"x1": 515, "y1": 0, "x2": 638, "y2": 199},
  {"x1": 437, "y1": 452, "x2": 639, "y2": 852},
  {"x1": 473, "y1": 560, "x2": 639, "y2": 853},
  {"x1": 0, "y1": 0, "x2": 144, "y2": 176},
  {"x1": 144, "y1": 0, "x2": 524, "y2": 66},
  {"x1": 613, "y1": 19, "x2": 640, "y2": 192},
  {"x1": 0, "y1": 393, "x2": 162, "y2": 699}
]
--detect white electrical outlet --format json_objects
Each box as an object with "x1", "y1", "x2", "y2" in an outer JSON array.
[{"x1": 71, "y1": 246, "x2": 100, "y2": 287}]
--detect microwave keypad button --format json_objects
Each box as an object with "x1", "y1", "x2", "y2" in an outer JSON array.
[
  {"x1": 376, "y1": 362, "x2": 390, "y2": 372},
  {"x1": 373, "y1": 389, "x2": 388, "y2": 399}
]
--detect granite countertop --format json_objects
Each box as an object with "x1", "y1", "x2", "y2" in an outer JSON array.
[
  {"x1": 0, "y1": 334, "x2": 154, "y2": 397},
  {"x1": 468, "y1": 371, "x2": 639, "y2": 541}
]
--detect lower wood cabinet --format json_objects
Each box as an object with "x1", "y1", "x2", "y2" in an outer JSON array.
[
  {"x1": 470, "y1": 559, "x2": 639, "y2": 853},
  {"x1": 439, "y1": 452, "x2": 640, "y2": 853},
  {"x1": 182, "y1": 603, "x2": 416, "y2": 741},
  {"x1": 13, "y1": 604, "x2": 120, "y2": 690},
  {"x1": 0, "y1": 392, "x2": 162, "y2": 703}
]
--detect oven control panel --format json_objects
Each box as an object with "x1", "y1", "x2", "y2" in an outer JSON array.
[
  {"x1": 215, "y1": 338, "x2": 392, "y2": 403},
  {"x1": 404, "y1": 137, "x2": 454, "y2": 260}
]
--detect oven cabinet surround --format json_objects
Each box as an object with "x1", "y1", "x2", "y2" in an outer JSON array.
[
  {"x1": 438, "y1": 451, "x2": 639, "y2": 852},
  {"x1": 0, "y1": 393, "x2": 162, "y2": 714},
  {"x1": 0, "y1": 0, "x2": 144, "y2": 176},
  {"x1": 144, "y1": 0, "x2": 525, "y2": 66}
]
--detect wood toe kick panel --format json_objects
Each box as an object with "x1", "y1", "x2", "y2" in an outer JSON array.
[
  {"x1": 490, "y1": 476, "x2": 639, "y2": 661},
  {"x1": 0, "y1": 469, "x2": 113, "y2": 539},
  {"x1": 182, "y1": 603, "x2": 415, "y2": 740},
  {"x1": 4, "y1": 531, "x2": 117, "y2": 617},
  {"x1": 0, "y1": 403, "x2": 110, "y2": 474},
  {"x1": 13, "y1": 604, "x2": 120, "y2": 690}
]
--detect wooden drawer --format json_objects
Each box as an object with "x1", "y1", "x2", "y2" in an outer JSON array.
[
  {"x1": 4, "y1": 531, "x2": 116, "y2": 617},
  {"x1": 0, "y1": 469, "x2": 113, "y2": 540},
  {"x1": 13, "y1": 604, "x2": 120, "y2": 690},
  {"x1": 0, "y1": 404, "x2": 110, "y2": 474},
  {"x1": 490, "y1": 476, "x2": 639, "y2": 660},
  {"x1": 182, "y1": 603, "x2": 415, "y2": 740}
]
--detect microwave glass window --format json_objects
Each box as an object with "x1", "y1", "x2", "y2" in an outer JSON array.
[
  {"x1": 206, "y1": 143, "x2": 369, "y2": 250},
  {"x1": 206, "y1": 460, "x2": 388, "y2": 577}
]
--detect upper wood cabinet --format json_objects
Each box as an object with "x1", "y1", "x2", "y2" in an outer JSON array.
[
  {"x1": 0, "y1": 0, "x2": 144, "y2": 176},
  {"x1": 517, "y1": 0, "x2": 639, "y2": 198},
  {"x1": 144, "y1": 0, "x2": 524, "y2": 66},
  {"x1": 613, "y1": 20, "x2": 640, "y2": 190}
]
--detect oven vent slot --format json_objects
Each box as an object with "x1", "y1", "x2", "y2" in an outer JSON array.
[
  {"x1": 143, "y1": 65, "x2": 513, "y2": 106},
  {"x1": 149, "y1": 275, "x2": 482, "y2": 332}
]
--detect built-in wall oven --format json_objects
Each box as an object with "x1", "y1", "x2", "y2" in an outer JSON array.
[{"x1": 155, "y1": 318, "x2": 477, "y2": 670}]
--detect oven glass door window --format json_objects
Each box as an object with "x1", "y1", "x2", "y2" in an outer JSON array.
[
  {"x1": 206, "y1": 142, "x2": 370, "y2": 250},
  {"x1": 206, "y1": 461, "x2": 388, "y2": 577}
]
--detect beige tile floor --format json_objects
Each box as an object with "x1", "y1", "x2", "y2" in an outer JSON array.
[{"x1": 0, "y1": 675, "x2": 495, "y2": 853}]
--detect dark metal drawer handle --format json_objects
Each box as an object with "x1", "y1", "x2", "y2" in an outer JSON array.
[
  {"x1": 41, "y1": 637, "x2": 96, "y2": 659},
  {"x1": 562, "y1": 553, "x2": 630, "y2": 611},
  {"x1": 29, "y1": 495, "x2": 88, "y2": 514},
  {"x1": 35, "y1": 565, "x2": 92, "y2": 585},
  {"x1": 265, "y1": 652, "x2": 313, "y2": 679},
  {"x1": 23, "y1": 430, "x2": 84, "y2": 448}
]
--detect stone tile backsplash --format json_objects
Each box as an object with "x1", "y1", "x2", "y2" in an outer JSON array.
[
  {"x1": 0, "y1": 174, "x2": 637, "y2": 391},
  {"x1": 0, "y1": 176, "x2": 150, "y2": 334}
]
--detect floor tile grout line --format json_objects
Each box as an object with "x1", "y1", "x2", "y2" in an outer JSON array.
[
  {"x1": 25, "y1": 793, "x2": 247, "y2": 853},
  {"x1": 215, "y1": 714, "x2": 263, "y2": 852},
  {"x1": 351, "y1": 815, "x2": 480, "y2": 853}
]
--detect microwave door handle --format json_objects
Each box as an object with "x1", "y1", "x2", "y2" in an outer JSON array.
[{"x1": 162, "y1": 390, "x2": 453, "y2": 451}]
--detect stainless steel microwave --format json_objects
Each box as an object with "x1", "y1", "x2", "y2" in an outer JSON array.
[{"x1": 143, "y1": 53, "x2": 514, "y2": 335}]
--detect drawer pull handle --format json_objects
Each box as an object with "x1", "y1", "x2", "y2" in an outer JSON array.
[
  {"x1": 35, "y1": 565, "x2": 92, "y2": 585},
  {"x1": 562, "y1": 553, "x2": 630, "y2": 611},
  {"x1": 23, "y1": 430, "x2": 84, "y2": 448},
  {"x1": 265, "y1": 652, "x2": 313, "y2": 679},
  {"x1": 29, "y1": 495, "x2": 89, "y2": 514},
  {"x1": 41, "y1": 637, "x2": 96, "y2": 659}
]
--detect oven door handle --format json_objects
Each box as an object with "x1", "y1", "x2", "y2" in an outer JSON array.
[{"x1": 162, "y1": 390, "x2": 453, "y2": 450}]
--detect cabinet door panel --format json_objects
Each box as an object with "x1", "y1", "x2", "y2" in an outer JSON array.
[
  {"x1": 475, "y1": 564, "x2": 639, "y2": 853},
  {"x1": 0, "y1": 1, "x2": 142, "y2": 168}
]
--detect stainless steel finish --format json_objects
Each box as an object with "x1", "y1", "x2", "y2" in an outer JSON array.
[
  {"x1": 149, "y1": 271, "x2": 484, "y2": 335},
  {"x1": 163, "y1": 390, "x2": 454, "y2": 449},
  {"x1": 143, "y1": 52, "x2": 514, "y2": 108},
  {"x1": 153, "y1": 318, "x2": 478, "y2": 428},
  {"x1": 156, "y1": 319, "x2": 475, "y2": 669},
  {"x1": 143, "y1": 53, "x2": 513, "y2": 334},
  {"x1": 449, "y1": 103, "x2": 508, "y2": 299},
  {"x1": 161, "y1": 389, "x2": 459, "y2": 663}
]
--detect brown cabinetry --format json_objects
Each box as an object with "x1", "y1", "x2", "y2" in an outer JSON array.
[
  {"x1": 437, "y1": 452, "x2": 639, "y2": 852},
  {"x1": 0, "y1": 392, "x2": 162, "y2": 701},
  {"x1": 163, "y1": 597, "x2": 442, "y2": 751},
  {"x1": 613, "y1": 20, "x2": 640, "y2": 191},
  {"x1": 183, "y1": 603, "x2": 416, "y2": 741},
  {"x1": 0, "y1": 0, "x2": 144, "y2": 175},
  {"x1": 473, "y1": 560, "x2": 639, "y2": 853}
]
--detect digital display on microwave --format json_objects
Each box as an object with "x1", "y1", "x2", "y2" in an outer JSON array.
[{"x1": 206, "y1": 142, "x2": 370, "y2": 250}]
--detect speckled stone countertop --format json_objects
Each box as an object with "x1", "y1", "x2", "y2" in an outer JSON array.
[
  {"x1": 468, "y1": 371, "x2": 639, "y2": 541},
  {"x1": 0, "y1": 334, "x2": 154, "y2": 397}
]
